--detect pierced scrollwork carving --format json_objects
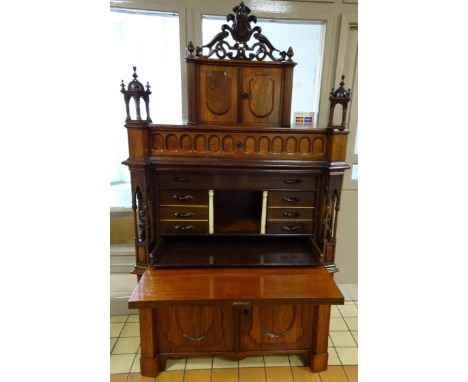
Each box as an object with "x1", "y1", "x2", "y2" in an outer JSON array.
[
  {"x1": 134, "y1": 188, "x2": 146, "y2": 243},
  {"x1": 188, "y1": 2, "x2": 293, "y2": 62}
]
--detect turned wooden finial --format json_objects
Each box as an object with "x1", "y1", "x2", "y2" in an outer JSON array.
[
  {"x1": 327, "y1": 75, "x2": 352, "y2": 130},
  {"x1": 187, "y1": 41, "x2": 195, "y2": 57}
]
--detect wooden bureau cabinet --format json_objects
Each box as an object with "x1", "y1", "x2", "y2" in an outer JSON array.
[
  {"x1": 123, "y1": 2, "x2": 352, "y2": 378},
  {"x1": 187, "y1": 58, "x2": 295, "y2": 126}
]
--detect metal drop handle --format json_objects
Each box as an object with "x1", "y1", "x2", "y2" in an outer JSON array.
[
  {"x1": 172, "y1": 194, "x2": 194, "y2": 201},
  {"x1": 174, "y1": 225, "x2": 195, "y2": 231},
  {"x1": 281, "y1": 225, "x2": 300, "y2": 231},
  {"x1": 174, "y1": 211, "x2": 195, "y2": 218},
  {"x1": 282, "y1": 196, "x2": 300, "y2": 203},
  {"x1": 282, "y1": 211, "x2": 299, "y2": 218}
]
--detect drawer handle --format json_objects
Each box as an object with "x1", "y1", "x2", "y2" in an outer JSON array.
[
  {"x1": 241, "y1": 92, "x2": 249, "y2": 100},
  {"x1": 174, "y1": 176, "x2": 192, "y2": 182},
  {"x1": 282, "y1": 211, "x2": 299, "y2": 218},
  {"x1": 283, "y1": 179, "x2": 303, "y2": 184},
  {"x1": 174, "y1": 211, "x2": 195, "y2": 218},
  {"x1": 172, "y1": 194, "x2": 194, "y2": 201},
  {"x1": 235, "y1": 140, "x2": 243, "y2": 148},
  {"x1": 281, "y1": 225, "x2": 300, "y2": 231},
  {"x1": 174, "y1": 224, "x2": 195, "y2": 231},
  {"x1": 282, "y1": 196, "x2": 300, "y2": 203}
]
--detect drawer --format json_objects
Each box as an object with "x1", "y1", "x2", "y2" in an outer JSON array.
[
  {"x1": 157, "y1": 172, "x2": 317, "y2": 190},
  {"x1": 160, "y1": 221, "x2": 209, "y2": 235},
  {"x1": 268, "y1": 191, "x2": 316, "y2": 207},
  {"x1": 159, "y1": 190, "x2": 209, "y2": 206},
  {"x1": 160, "y1": 206, "x2": 208, "y2": 220},
  {"x1": 267, "y1": 207, "x2": 314, "y2": 220},
  {"x1": 266, "y1": 221, "x2": 314, "y2": 234}
]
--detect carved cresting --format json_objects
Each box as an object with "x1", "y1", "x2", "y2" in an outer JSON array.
[{"x1": 188, "y1": 2, "x2": 294, "y2": 62}]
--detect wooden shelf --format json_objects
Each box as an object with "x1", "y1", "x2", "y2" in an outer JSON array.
[{"x1": 152, "y1": 236, "x2": 322, "y2": 268}]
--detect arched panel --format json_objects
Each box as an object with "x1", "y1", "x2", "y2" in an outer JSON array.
[
  {"x1": 285, "y1": 137, "x2": 297, "y2": 154},
  {"x1": 175, "y1": 306, "x2": 215, "y2": 342},
  {"x1": 152, "y1": 133, "x2": 164, "y2": 150},
  {"x1": 166, "y1": 134, "x2": 178, "y2": 151},
  {"x1": 248, "y1": 74, "x2": 275, "y2": 117},
  {"x1": 208, "y1": 135, "x2": 220, "y2": 152},
  {"x1": 244, "y1": 136, "x2": 256, "y2": 154},
  {"x1": 299, "y1": 137, "x2": 311, "y2": 154},
  {"x1": 272, "y1": 137, "x2": 283, "y2": 153},
  {"x1": 206, "y1": 71, "x2": 232, "y2": 115},
  {"x1": 312, "y1": 138, "x2": 324, "y2": 154},
  {"x1": 222, "y1": 135, "x2": 235, "y2": 152},
  {"x1": 194, "y1": 135, "x2": 207, "y2": 152},
  {"x1": 180, "y1": 134, "x2": 193, "y2": 152},
  {"x1": 258, "y1": 136, "x2": 270, "y2": 154}
]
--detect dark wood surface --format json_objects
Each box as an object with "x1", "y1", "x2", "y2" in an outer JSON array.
[
  {"x1": 129, "y1": 266, "x2": 343, "y2": 308},
  {"x1": 151, "y1": 236, "x2": 322, "y2": 267}
]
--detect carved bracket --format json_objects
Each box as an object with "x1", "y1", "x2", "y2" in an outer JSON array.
[{"x1": 187, "y1": 2, "x2": 293, "y2": 62}]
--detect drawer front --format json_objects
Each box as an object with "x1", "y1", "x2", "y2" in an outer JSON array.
[
  {"x1": 160, "y1": 221, "x2": 209, "y2": 235},
  {"x1": 158, "y1": 172, "x2": 317, "y2": 190},
  {"x1": 267, "y1": 207, "x2": 314, "y2": 220},
  {"x1": 160, "y1": 206, "x2": 208, "y2": 220},
  {"x1": 268, "y1": 191, "x2": 316, "y2": 207},
  {"x1": 266, "y1": 221, "x2": 313, "y2": 234},
  {"x1": 159, "y1": 190, "x2": 209, "y2": 206}
]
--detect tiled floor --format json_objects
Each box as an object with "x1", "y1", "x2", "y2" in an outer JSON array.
[{"x1": 110, "y1": 299, "x2": 357, "y2": 382}]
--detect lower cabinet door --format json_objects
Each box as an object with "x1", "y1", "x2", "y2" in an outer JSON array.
[
  {"x1": 156, "y1": 305, "x2": 235, "y2": 353},
  {"x1": 240, "y1": 303, "x2": 314, "y2": 351}
]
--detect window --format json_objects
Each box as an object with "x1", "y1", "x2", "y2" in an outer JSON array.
[
  {"x1": 202, "y1": 15, "x2": 325, "y2": 126},
  {"x1": 110, "y1": 8, "x2": 181, "y2": 207}
]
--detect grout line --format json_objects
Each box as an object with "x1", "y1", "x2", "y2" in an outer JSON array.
[{"x1": 263, "y1": 356, "x2": 267, "y2": 382}]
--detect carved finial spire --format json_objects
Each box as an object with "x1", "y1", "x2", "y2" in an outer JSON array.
[
  {"x1": 132, "y1": 66, "x2": 138, "y2": 80},
  {"x1": 286, "y1": 47, "x2": 294, "y2": 61},
  {"x1": 331, "y1": 75, "x2": 351, "y2": 100},
  {"x1": 120, "y1": 66, "x2": 152, "y2": 123},
  {"x1": 187, "y1": 40, "x2": 195, "y2": 57},
  {"x1": 120, "y1": 80, "x2": 125, "y2": 92},
  {"x1": 145, "y1": 81, "x2": 151, "y2": 93},
  {"x1": 327, "y1": 74, "x2": 352, "y2": 130}
]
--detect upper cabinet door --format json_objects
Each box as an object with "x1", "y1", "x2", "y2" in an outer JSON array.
[
  {"x1": 240, "y1": 67, "x2": 283, "y2": 125},
  {"x1": 198, "y1": 65, "x2": 238, "y2": 124}
]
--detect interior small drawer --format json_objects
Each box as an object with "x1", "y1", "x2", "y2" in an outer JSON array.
[
  {"x1": 159, "y1": 190, "x2": 209, "y2": 205},
  {"x1": 160, "y1": 221, "x2": 209, "y2": 235},
  {"x1": 268, "y1": 191, "x2": 315, "y2": 207},
  {"x1": 267, "y1": 207, "x2": 314, "y2": 220},
  {"x1": 160, "y1": 206, "x2": 208, "y2": 220},
  {"x1": 158, "y1": 173, "x2": 211, "y2": 189},
  {"x1": 266, "y1": 221, "x2": 313, "y2": 234}
]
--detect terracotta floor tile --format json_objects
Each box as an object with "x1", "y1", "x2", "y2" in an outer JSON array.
[
  {"x1": 155, "y1": 371, "x2": 184, "y2": 382},
  {"x1": 239, "y1": 356, "x2": 264, "y2": 368},
  {"x1": 330, "y1": 331, "x2": 357, "y2": 347},
  {"x1": 291, "y1": 367, "x2": 321, "y2": 382},
  {"x1": 212, "y1": 357, "x2": 238, "y2": 368},
  {"x1": 288, "y1": 355, "x2": 304, "y2": 366},
  {"x1": 127, "y1": 373, "x2": 155, "y2": 382},
  {"x1": 239, "y1": 367, "x2": 266, "y2": 382},
  {"x1": 113, "y1": 337, "x2": 140, "y2": 354},
  {"x1": 343, "y1": 365, "x2": 357, "y2": 382},
  {"x1": 111, "y1": 354, "x2": 136, "y2": 374},
  {"x1": 264, "y1": 366, "x2": 293, "y2": 382},
  {"x1": 165, "y1": 358, "x2": 186, "y2": 371},
  {"x1": 211, "y1": 368, "x2": 238, "y2": 382},
  {"x1": 319, "y1": 366, "x2": 348, "y2": 382},
  {"x1": 183, "y1": 369, "x2": 211, "y2": 382},
  {"x1": 330, "y1": 317, "x2": 348, "y2": 331},
  {"x1": 120, "y1": 323, "x2": 140, "y2": 337},
  {"x1": 110, "y1": 322, "x2": 125, "y2": 338},
  {"x1": 111, "y1": 315, "x2": 129, "y2": 323},
  {"x1": 185, "y1": 357, "x2": 212, "y2": 370},
  {"x1": 110, "y1": 373, "x2": 128, "y2": 382},
  {"x1": 264, "y1": 355, "x2": 290, "y2": 367},
  {"x1": 336, "y1": 347, "x2": 358, "y2": 365}
]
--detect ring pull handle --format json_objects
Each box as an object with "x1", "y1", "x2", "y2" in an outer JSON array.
[
  {"x1": 241, "y1": 92, "x2": 249, "y2": 100},
  {"x1": 174, "y1": 224, "x2": 195, "y2": 231},
  {"x1": 282, "y1": 211, "x2": 299, "y2": 218},
  {"x1": 172, "y1": 194, "x2": 194, "y2": 201},
  {"x1": 283, "y1": 179, "x2": 302, "y2": 184},
  {"x1": 282, "y1": 196, "x2": 300, "y2": 203},
  {"x1": 174, "y1": 176, "x2": 192, "y2": 182},
  {"x1": 281, "y1": 225, "x2": 300, "y2": 231},
  {"x1": 174, "y1": 211, "x2": 195, "y2": 218}
]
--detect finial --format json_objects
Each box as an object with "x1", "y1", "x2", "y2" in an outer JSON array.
[
  {"x1": 120, "y1": 80, "x2": 125, "y2": 92},
  {"x1": 286, "y1": 47, "x2": 294, "y2": 61},
  {"x1": 187, "y1": 41, "x2": 194, "y2": 57},
  {"x1": 339, "y1": 75, "x2": 345, "y2": 87},
  {"x1": 146, "y1": 81, "x2": 151, "y2": 92},
  {"x1": 132, "y1": 66, "x2": 138, "y2": 80}
]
